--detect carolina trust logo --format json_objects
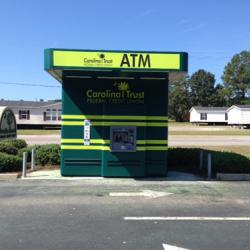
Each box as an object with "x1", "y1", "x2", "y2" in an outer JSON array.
[
  {"x1": 114, "y1": 82, "x2": 129, "y2": 92},
  {"x1": 99, "y1": 53, "x2": 105, "y2": 59},
  {"x1": 83, "y1": 53, "x2": 113, "y2": 65},
  {"x1": 86, "y1": 81, "x2": 144, "y2": 104}
]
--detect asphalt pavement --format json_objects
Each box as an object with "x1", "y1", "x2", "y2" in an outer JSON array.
[
  {"x1": 0, "y1": 180, "x2": 249, "y2": 250},
  {"x1": 18, "y1": 134, "x2": 250, "y2": 146}
]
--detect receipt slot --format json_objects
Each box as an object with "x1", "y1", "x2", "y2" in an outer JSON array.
[{"x1": 44, "y1": 48, "x2": 188, "y2": 177}]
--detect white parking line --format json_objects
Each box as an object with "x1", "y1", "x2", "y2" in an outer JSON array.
[
  {"x1": 162, "y1": 243, "x2": 190, "y2": 250},
  {"x1": 109, "y1": 190, "x2": 172, "y2": 198},
  {"x1": 124, "y1": 217, "x2": 250, "y2": 221}
]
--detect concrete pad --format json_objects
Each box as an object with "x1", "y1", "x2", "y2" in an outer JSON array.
[
  {"x1": 0, "y1": 173, "x2": 18, "y2": 181},
  {"x1": 22, "y1": 169, "x2": 104, "y2": 180},
  {"x1": 216, "y1": 173, "x2": 250, "y2": 181},
  {"x1": 167, "y1": 171, "x2": 202, "y2": 181},
  {"x1": 21, "y1": 169, "x2": 202, "y2": 182}
]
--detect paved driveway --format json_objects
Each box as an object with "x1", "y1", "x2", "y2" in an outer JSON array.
[
  {"x1": 169, "y1": 135, "x2": 250, "y2": 146},
  {"x1": 18, "y1": 134, "x2": 250, "y2": 146},
  {"x1": 0, "y1": 180, "x2": 250, "y2": 250}
]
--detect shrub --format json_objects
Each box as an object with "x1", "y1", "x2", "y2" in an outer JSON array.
[
  {"x1": 18, "y1": 145, "x2": 41, "y2": 162},
  {"x1": 212, "y1": 151, "x2": 250, "y2": 175},
  {"x1": 168, "y1": 147, "x2": 250, "y2": 176},
  {"x1": 36, "y1": 144, "x2": 60, "y2": 165},
  {"x1": 0, "y1": 143, "x2": 18, "y2": 155},
  {"x1": 0, "y1": 152, "x2": 22, "y2": 172},
  {"x1": 3, "y1": 139, "x2": 27, "y2": 149},
  {"x1": 168, "y1": 147, "x2": 201, "y2": 172}
]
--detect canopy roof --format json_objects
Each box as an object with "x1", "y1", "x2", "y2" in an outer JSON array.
[{"x1": 44, "y1": 49, "x2": 188, "y2": 82}]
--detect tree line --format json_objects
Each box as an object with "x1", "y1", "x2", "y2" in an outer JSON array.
[{"x1": 169, "y1": 50, "x2": 250, "y2": 121}]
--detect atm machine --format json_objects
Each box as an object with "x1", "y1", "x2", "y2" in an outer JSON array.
[{"x1": 44, "y1": 49, "x2": 188, "y2": 177}]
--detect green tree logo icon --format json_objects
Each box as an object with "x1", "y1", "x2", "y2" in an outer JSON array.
[
  {"x1": 99, "y1": 54, "x2": 105, "y2": 59},
  {"x1": 117, "y1": 82, "x2": 129, "y2": 92}
]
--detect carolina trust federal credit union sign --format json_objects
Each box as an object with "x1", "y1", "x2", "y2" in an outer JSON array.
[
  {"x1": 51, "y1": 50, "x2": 187, "y2": 71},
  {"x1": 86, "y1": 81, "x2": 145, "y2": 104}
]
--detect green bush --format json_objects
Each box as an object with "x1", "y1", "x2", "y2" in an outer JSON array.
[
  {"x1": 0, "y1": 152, "x2": 22, "y2": 172},
  {"x1": 168, "y1": 147, "x2": 250, "y2": 176},
  {"x1": 36, "y1": 144, "x2": 60, "y2": 165},
  {"x1": 168, "y1": 147, "x2": 201, "y2": 172},
  {"x1": 212, "y1": 151, "x2": 250, "y2": 175},
  {"x1": 3, "y1": 139, "x2": 27, "y2": 149},
  {"x1": 0, "y1": 143, "x2": 18, "y2": 155},
  {"x1": 18, "y1": 145, "x2": 41, "y2": 162}
]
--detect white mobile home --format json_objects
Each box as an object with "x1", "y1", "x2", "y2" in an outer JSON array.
[
  {"x1": 189, "y1": 106, "x2": 228, "y2": 124},
  {"x1": 227, "y1": 105, "x2": 250, "y2": 127},
  {"x1": 0, "y1": 100, "x2": 62, "y2": 129}
]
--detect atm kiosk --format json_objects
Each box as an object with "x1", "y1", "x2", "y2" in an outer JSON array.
[{"x1": 44, "y1": 49, "x2": 188, "y2": 177}]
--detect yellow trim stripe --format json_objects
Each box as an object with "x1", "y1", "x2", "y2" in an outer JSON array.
[
  {"x1": 61, "y1": 145, "x2": 110, "y2": 150},
  {"x1": 137, "y1": 140, "x2": 168, "y2": 145},
  {"x1": 61, "y1": 121, "x2": 167, "y2": 127},
  {"x1": 61, "y1": 139, "x2": 168, "y2": 145},
  {"x1": 61, "y1": 145, "x2": 168, "y2": 151},
  {"x1": 137, "y1": 146, "x2": 168, "y2": 151},
  {"x1": 61, "y1": 115, "x2": 168, "y2": 121},
  {"x1": 61, "y1": 139, "x2": 110, "y2": 144}
]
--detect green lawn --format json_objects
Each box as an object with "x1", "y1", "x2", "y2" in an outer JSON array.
[
  {"x1": 169, "y1": 122, "x2": 250, "y2": 136},
  {"x1": 168, "y1": 121, "x2": 191, "y2": 126},
  {"x1": 169, "y1": 130, "x2": 250, "y2": 136},
  {"x1": 17, "y1": 130, "x2": 60, "y2": 135}
]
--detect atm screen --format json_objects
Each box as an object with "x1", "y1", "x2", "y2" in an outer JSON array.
[{"x1": 110, "y1": 126, "x2": 136, "y2": 152}]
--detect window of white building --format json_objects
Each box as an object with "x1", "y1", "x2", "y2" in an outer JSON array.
[
  {"x1": 58, "y1": 109, "x2": 62, "y2": 120},
  {"x1": 19, "y1": 110, "x2": 30, "y2": 120},
  {"x1": 44, "y1": 109, "x2": 61, "y2": 121},
  {"x1": 200, "y1": 113, "x2": 207, "y2": 120}
]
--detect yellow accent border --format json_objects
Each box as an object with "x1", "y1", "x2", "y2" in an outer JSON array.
[
  {"x1": 136, "y1": 146, "x2": 168, "y2": 151},
  {"x1": 61, "y1": 139, "x2": 168, "y2": 145},
  {"x1": 61, "y1": 121, "x2": 167, "y2": 127},
  {"x1": 61, "y1": 139, "x2": 110, "y2": 144},
  {"x1": 139, "y1": 140, "x2": 168, "y2": 145},
  {"x1": 53, "y1": 50, "x2": 180, "y2": 70},
  {"x1": 61, "y1": 145, "x2": 110, "y2": 150},
  {"x1": 61, "y1": 145, "x2": 168, "y2": 151},
  {"x1": 61, "y1": 115, "x2": 168, "y2": 121}
]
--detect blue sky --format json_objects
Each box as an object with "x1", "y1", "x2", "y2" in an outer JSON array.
[{"x1": 0, "y1": 0, "x2": 249, "y2": 100}]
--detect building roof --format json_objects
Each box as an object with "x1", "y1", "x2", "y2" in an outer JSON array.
[
  {"x1": 190, "y1": 106, "x2": 228, "y2": 112},
  {"x1": 233, "y1": 105, "x2": 250, "y2": 109},
  {"x1": 227, "y1": 105, "x2": 250, "y2": 112},
  {"x1": 0, "y1": 100, "x2": 61, "y2": 109}
]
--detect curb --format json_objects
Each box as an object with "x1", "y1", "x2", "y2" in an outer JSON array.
[
  {"x1": 0, "y1": 173, "x2": 18, "y2": 181},
  {"x1": 216, "y1": 173, "x2": 250, "y2": 181}
]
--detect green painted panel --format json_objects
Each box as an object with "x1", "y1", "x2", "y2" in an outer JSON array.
[{"x1": 61, "y1": 71, "x2": 168, "y2": 177}]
